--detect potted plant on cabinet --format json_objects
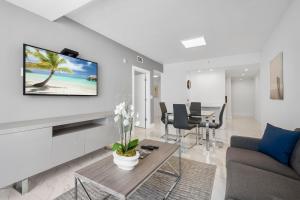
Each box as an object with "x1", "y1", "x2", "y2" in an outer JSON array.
[{"x1": 112, "y1": 102, "x2": 140, "y2": 170}]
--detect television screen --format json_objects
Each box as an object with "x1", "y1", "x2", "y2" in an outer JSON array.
[{"x1": 23, "y1": 44, "x2": 98, "y2": 96}]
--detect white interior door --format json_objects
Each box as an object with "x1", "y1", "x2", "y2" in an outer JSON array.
[{"x1": 134, "y1": 73, "x2": 146, "y2": 128}]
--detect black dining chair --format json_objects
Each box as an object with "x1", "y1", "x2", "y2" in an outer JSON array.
[
  {"x1": 188, "y1": 102, "x2": 202, "y2": 144},
  {"x1": 189, "y1": 102, "x2": 202, "y2": 117},
  {"x1": 173, "y1": 104, "x2": 197, "y2": 149},
  {"x1": 160, "y1": 102, "x2": 177, "y2": 141},
  {"x1": 200, "y1": 103, "x2": 226, "y2": 150}
]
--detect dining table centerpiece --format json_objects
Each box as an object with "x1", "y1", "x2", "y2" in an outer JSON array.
[{"x1": 112, "y1": 102, "x2": 140, "y2": 170}]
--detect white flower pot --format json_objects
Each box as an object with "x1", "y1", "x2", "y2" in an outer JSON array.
[{"x1": 113, "y1": 151, "x2": 140, "y2": 171}]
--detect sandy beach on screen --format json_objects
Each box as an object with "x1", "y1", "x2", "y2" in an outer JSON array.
[{"x1": 25, "y1": 75, "x2": 97, "y2": 95}]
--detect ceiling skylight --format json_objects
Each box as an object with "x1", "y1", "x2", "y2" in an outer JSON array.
[{"x1": 181, "y1": 37, "x2": 206, "y2": 48}]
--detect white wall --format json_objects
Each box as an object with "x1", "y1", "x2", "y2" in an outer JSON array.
[
  {"x1": 153, "y1": 76, "x2": 161, "y2": 118},
  {"x1": 161, "y1": 67, "x2": 188, "y2": 111},
  {"x1": 0, "y1": 1, "x2": 162, "y2": 123},
  {"x1": 232, "y1": 79, "x2": 255, "y2": 117},
  {"x1": 259, "y1": 0, "x2": 300, "y2": 130},
  {"x1": 162, "y1": 53, "x2": 260, "y2": 111},
  {"x1": 254, "y1": 74, "x2": 261, "y2": 122},
  {"x1": 188, "y1": 71, "x2": 225, "y2": 106},
  {"x1": 226, "y1": 77, "x2": 232, "y2": 119}
]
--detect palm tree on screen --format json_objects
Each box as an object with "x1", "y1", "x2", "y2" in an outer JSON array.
[{"x1": 26, "y1": 50, "x2": 73, "y2": 87}]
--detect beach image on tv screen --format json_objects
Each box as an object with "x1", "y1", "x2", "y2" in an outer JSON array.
[{"x1": 24, "y1": 45, "x2": 98, "y2": 96}]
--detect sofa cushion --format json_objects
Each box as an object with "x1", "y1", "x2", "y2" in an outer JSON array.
[
  {"x1": 227, "y1": 147, "x2": 300, "y2": 180},
  {"x1": 291, "y1": 131, "x2": 300, "y2": 175},
  {"x1": 258, "y1": 123, "x2": 300, "y2": 165}
]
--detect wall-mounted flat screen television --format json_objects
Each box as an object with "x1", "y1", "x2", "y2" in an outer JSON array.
[{"x1": 23, "y1": 44, "x2": 98, "y2": 96}]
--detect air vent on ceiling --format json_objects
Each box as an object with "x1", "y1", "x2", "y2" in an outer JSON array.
[{"x1": 137, "y1": 56, "x2": 144, "y2": 63}]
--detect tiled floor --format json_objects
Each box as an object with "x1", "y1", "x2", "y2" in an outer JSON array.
[
  {"x1": 0, "y1": 117, "x2": 261, "y2": 200},
  {"x1": 134, "y1": 116, "x2": 262, "y2": 200}
]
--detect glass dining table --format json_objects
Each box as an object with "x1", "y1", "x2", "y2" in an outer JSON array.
[
  {"x1": 162, "y1": 105, "x2": 216, "y2": 151},
  {"x1": 189, "y1": 110, "x2": 216, "y2": 150}
]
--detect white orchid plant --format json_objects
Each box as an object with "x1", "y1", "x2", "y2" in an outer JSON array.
[{"x1": 112, "y1": 102, "x2": 139, "y2": 157}]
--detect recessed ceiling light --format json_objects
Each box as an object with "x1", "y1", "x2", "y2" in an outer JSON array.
[
  {"x1": 181, "y1": 36, "x2": 206, "y2": 48},
  {"x1": 209, "y1": 68, "x2": 214, "y2": 72},
  {"x1": 241, "y1": 73, "x2": 245, "y2": 76},
  {"x1": 244, "y1": 68, "x2": 249, "y2": 72},
  {"x1": 153, "y1": 75, "x2": 159, "y2": 78},
  {"x1": 197, "y1": 70, "x2": 201, "y2": 73}
]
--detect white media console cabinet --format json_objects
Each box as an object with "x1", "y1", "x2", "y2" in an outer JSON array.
[{"x1": 0, "y1": 111, "x2": 118, "y2": 194}]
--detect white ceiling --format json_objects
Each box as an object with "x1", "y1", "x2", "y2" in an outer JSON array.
[
  {"x1": 67, "y1": 0, "x2": 291, "y2": 64},
  {"x1": 5, "y1": 0, "x2": 94, "y2": 21},
  {"x1": 187, "y1": 64, "x2": 259, "y2": 79},
  {"x1": 226, "y1": 64, "x2": 259, "y2": 79},
  {"x1": 5, "y1": 0, "x2": 291, "y2": 64}
]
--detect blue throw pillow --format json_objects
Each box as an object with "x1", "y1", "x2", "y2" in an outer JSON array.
[{"x1": 259, "y1": 123, "x2": 300, "y2": 165}]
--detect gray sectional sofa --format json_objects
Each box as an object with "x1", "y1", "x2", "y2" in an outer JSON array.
[{"x1": 225, "y1": 135, "x2": 300, "y2": 200}]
